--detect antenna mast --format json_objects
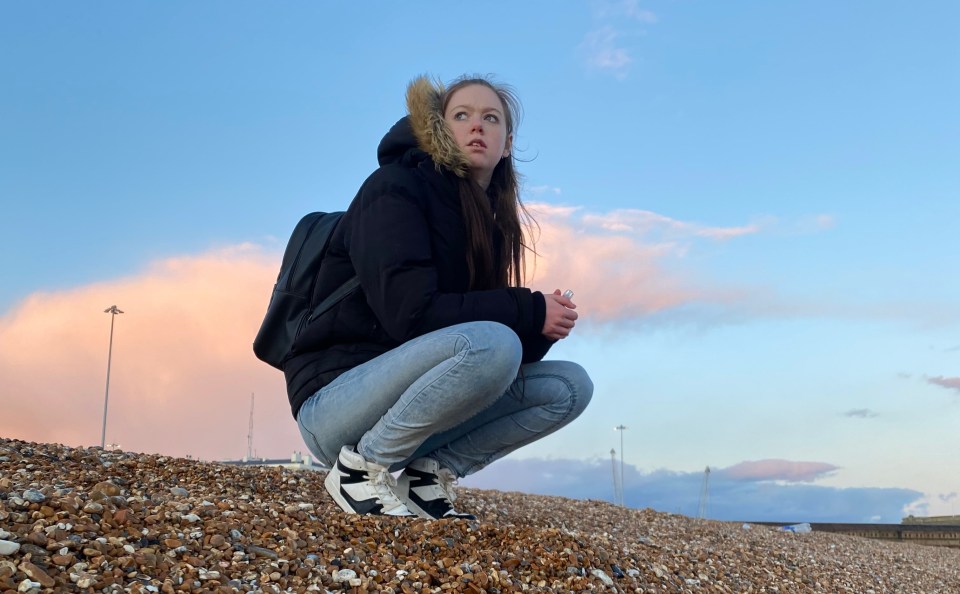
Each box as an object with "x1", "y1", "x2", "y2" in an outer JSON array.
[
  {"x1": 614, "y1": 424, "x2": 628, "y2": 507},
  {"x1": 610, "y1": 448, "x2": 620, "y2": 506},
  {"x1": 697, "y1": 466, "x2": 711, "y2": 518},
  {"x1": 246, "y1": 393, "x2": 255, "y2": 460}
]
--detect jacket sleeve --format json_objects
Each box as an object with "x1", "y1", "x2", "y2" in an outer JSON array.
[
  {"x1": 521, "y1": 333, "x2": 555, "y2": 364},
  {"x1": 344, "y1": 174, "x2": 547, "y2": 348}
]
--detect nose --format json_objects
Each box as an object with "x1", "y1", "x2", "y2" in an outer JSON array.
[{"x1": 470, "y1": 116, "x2": 485, "y2": 133}]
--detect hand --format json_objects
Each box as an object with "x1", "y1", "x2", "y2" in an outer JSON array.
[{"x1": 542, "y1": 289, "x2": 578, "y2": 340}]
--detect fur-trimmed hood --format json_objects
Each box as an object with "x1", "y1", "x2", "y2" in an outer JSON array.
[{"x1": 376, "y1": 76, "x2": 470, "y2": 178}]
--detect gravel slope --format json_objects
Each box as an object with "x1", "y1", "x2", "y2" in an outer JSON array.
[{"x1": 1, "y1": 438, "x2": 957, "y2": 593}]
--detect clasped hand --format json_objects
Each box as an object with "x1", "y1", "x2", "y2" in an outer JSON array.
[{"x1": 541, "y1": 289, "x2": 578, "y2": 341}]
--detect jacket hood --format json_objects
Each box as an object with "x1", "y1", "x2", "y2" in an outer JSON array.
[{"x1": 376, "y1": 76, "x2": 470, "y2": 178}]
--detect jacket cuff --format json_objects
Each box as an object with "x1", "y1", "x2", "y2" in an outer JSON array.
[{"x1": 530, "y1": 291, "x2": 547, "y2": 338}]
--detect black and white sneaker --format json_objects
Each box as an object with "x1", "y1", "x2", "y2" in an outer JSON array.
[
  {"x1": 324, "y1": 446, "x2": 414, "y2": 516},
  {"x1": 396, "y1": 458, "x2": 476, "y2": 520}
]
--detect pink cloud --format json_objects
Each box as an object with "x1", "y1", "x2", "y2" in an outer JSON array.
[
  {"x1": 0, "y1": 245, "x2": 301, "y2": 463},
  {"x1": 0, "y1": 206, "x2": 747, "y2": 460},
  {"x1": 526, "y1": 203, "x2": 749, "y2": 322},
  {"x1": 927, "y1": 376, "x2": 960, "y2": 394},
  {"x1": 721, "y1": 459, "x2": 839, "y2": 483}
]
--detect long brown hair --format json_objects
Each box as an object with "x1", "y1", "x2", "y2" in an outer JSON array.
[{"x1": 441, "y1": 76, "x2": 535, "y2": 290}]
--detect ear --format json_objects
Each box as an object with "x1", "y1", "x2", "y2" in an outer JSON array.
[{"x1": 503, "y1": 133, "x2": 513, "y2": 158}]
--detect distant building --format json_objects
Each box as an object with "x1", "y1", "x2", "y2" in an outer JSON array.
[
  {"x1": 221, "y1": 451, "x2": 327, "y2": 472},
  {"x1": 902, "y1": 515, "x2": 960, "y2": 526}
]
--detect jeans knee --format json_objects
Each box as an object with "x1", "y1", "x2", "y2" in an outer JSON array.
[
  {"x1": 463, "y1": 321, "x2": 522, "y2": 377},
  {"x1": 543, "y1": 361, "x2": 592, "y2": 419},
  {"x1": 566, "y1": 362, "x2": 593, "y2": 417}
]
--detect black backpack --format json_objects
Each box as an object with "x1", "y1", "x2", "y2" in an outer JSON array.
[{"x1": 253, "y1": 212, "x2": 359, "y2": 370}]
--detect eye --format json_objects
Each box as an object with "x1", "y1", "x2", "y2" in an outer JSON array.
[
  {"x1": 453, "y1": 111, "x2": 468, "y2": 120},
  {"x1": 484, "y1": 113, "x2": 500, "y2": 123}
]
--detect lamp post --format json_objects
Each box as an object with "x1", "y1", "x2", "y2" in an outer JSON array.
[
  {"x1": 614, "y1": 425, "x2": 628, "y2": 507},
  {"x1": 609, "y1": 448, "x2": 618, "y2": 505},
  {"x1": 101, "y1": 305, "x2": 124, "y2": 449}
]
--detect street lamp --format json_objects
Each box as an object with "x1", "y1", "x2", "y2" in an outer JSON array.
[
  {"x1": 614, "y1": 425, "x2": 628, "y2": 507},
  {"x1": 609, "y1": 448, "x2": 619, "y2": 505},
  {"x1": 101, "y1": 305, "x2": 124, "y2": 449}
]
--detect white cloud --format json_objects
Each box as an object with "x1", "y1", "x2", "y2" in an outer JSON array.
[
  {"x1": 579, "y1": 26, "x2": 632, "y2": 79},
  {"x1": 580, "y1": 1, "x2": 658, "y2": 79},
  {"x1": 791, "y1": 213, "x2": 837, "y2": 234},
  {"x1": 593, "y1": 0, "x2": 658, "y2": 23},
  {"x1": 578, "y1": 208, "x2": 765, "y2": 240},
  {"x1": 903, "y1": 492, "x2": 960, "y2": 518},
  {"x1": 526, "y1": 184, "x2": 562, "y2": 197},
  {"x1": 622, "y1": 2, "x2": 657, "y2": 23}
]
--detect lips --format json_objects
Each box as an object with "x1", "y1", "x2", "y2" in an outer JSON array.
[{"x1": 467, "y1": 139, "x2": 487, "y2": 149}]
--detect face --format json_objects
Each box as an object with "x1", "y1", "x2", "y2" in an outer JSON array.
[{"x1": 444, "y1": 84, "x2": 512, "y2": 189}]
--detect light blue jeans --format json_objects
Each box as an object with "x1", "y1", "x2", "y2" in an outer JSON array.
[{"x1": 296, "y1": 321, "x2": 592, "y2": 477}]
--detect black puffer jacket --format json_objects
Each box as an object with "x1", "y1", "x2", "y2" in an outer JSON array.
[{"x1": 284, "y1": 78, "x2": 553, "y2": 418}]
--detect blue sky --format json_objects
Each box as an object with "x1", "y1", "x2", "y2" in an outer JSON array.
[{"x1": 2, "y1": 2, "x2": 958, "y2": 523}]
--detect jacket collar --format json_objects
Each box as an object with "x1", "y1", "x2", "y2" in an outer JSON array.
[{"x1": 405, "y1": 76, "x2": 470, "y2": 178}]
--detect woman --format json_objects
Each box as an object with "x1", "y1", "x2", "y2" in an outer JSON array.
[{"x1": 285, "y1": 75, "x2": 593, "y2": 519}]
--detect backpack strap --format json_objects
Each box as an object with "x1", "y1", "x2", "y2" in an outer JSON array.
[{"x1": 308, "y1": 276, "x2": 360, "y2": 323}]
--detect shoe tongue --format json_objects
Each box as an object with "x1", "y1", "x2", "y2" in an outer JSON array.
[
  {"x1": 436, "y1": 470, "x2": 458, "y2": 498},
  {"x1": 370, "y1": 469, "x2": 397, "y2": 486}
]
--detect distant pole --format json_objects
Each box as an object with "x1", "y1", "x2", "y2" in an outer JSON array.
[
  {"x1": 100, "y1": 305, "x2": 124, "y2": 449},
  {"x1": 615, "y1": 425, "x2": 628, "y2": 507},
  {"x1": 246, "y1": 393, "x2": 255, "y2": 460},
  {"x1": 698, "y1": 466, "x2": 711, "y2": 519},
  {"x1": 609, "y1": 448, "x2": 618, "y2": 505}
]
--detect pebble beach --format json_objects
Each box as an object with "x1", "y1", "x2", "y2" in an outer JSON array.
[{"x1": 1, "y1": 437, "x2": 958, "y2": 593}]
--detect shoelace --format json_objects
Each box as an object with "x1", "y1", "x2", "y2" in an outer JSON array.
[
  {"x1": 368, "y1": 468, "x2": 407, "y2": 513},
  {"x1": 435, "y1": 467, "x2": 459, "y2": 503}
]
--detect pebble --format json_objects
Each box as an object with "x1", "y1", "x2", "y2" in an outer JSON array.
[
  {"x1": 590, "y1": 568, "x2": 614, "y2": 586},
  {"x1": 0, "y1": 436, "x2": 958, "y2": 593},
  {"x1": 18, "y1": 562, "x2": 54, "y2": 588},
  {"x1": 92, "y1": 481, "x2": 120, "y2": 497},
  {"x1": 333, "y1": 568, "x2": 357, "y2": 582},
  {"x1": 247, "y1": 546, "x2": 278, "y2": 560},
  {"x1": 17, "y1": 545, "x2": 46, "y2": 558},
  {"x1": 21, "y1": 489, "x2": 46, "y2": 503},
  {"x1": 0, "y1": 541, "x2": 20, "y2": 556},
  {"x1": 75, "y1": 574, "x2": 95, "y2": 588}
]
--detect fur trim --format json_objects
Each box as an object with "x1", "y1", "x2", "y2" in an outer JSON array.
[{"x1": 406, "y1": 76, "x2": 470, "y2": 178}]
